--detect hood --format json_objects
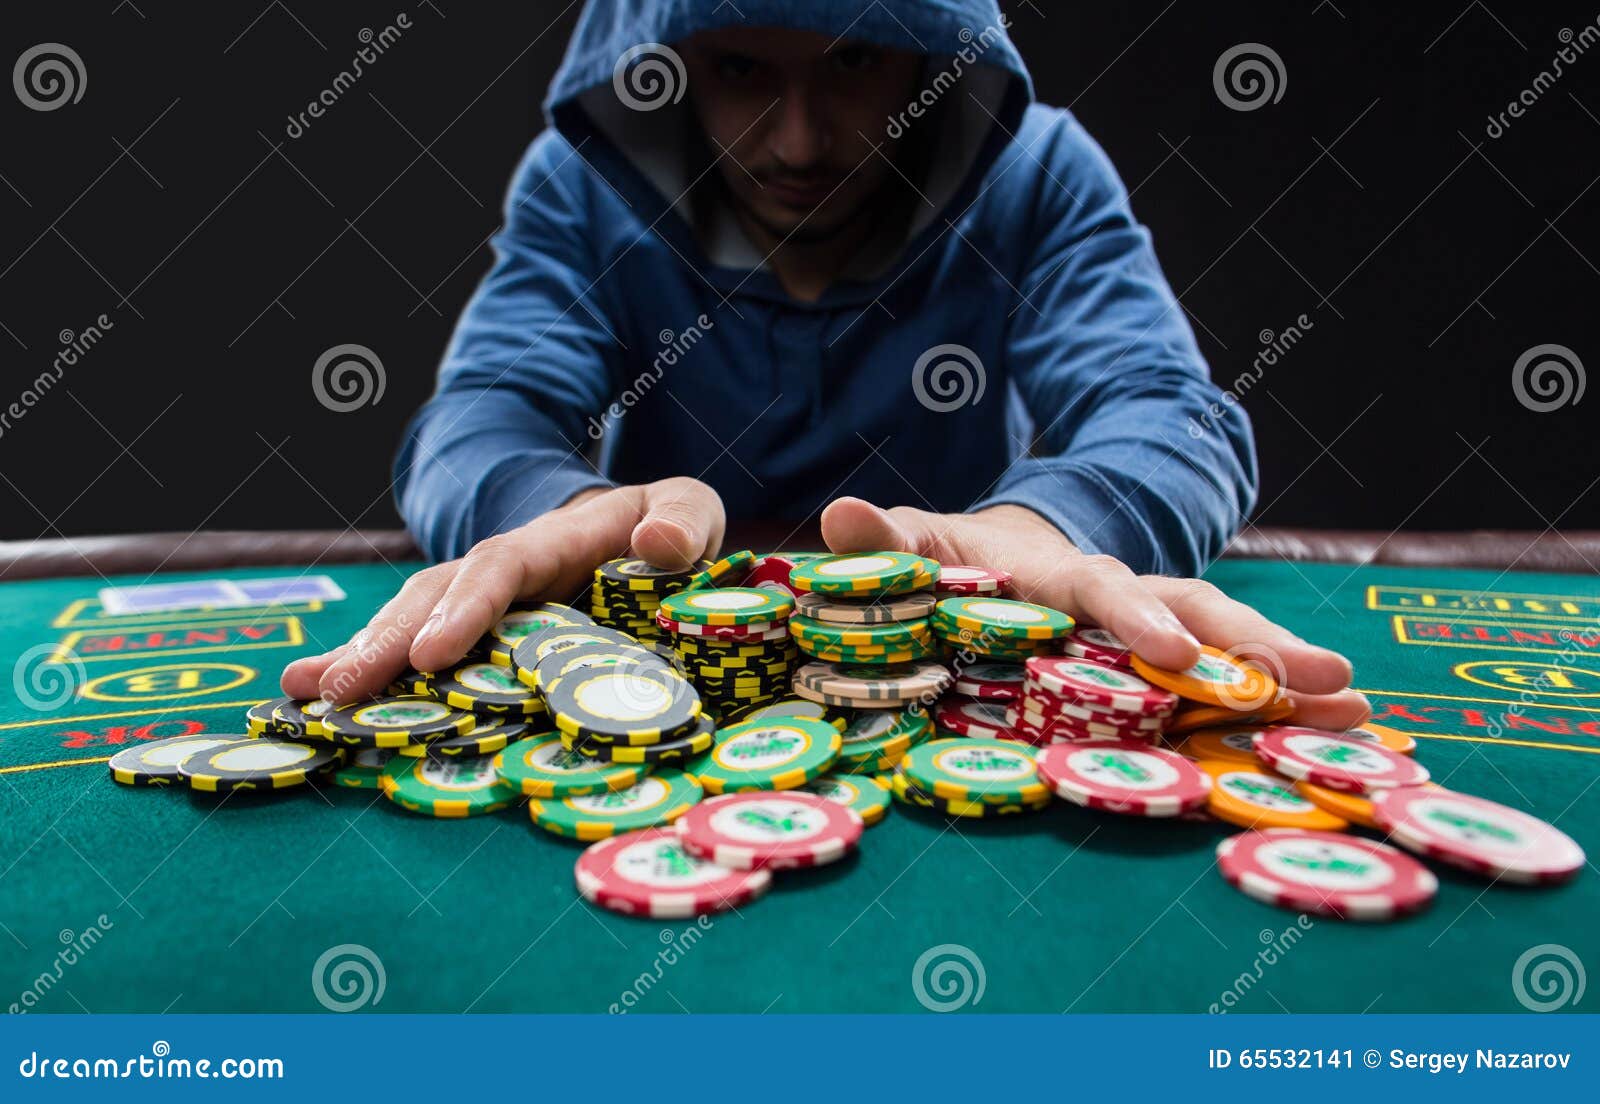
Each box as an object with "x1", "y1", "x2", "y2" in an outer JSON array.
[{"x1": 543, "y1": 0, "x2": 1034, "y2": 278}]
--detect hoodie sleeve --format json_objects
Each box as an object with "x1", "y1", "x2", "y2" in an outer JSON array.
[
  {"x1": 393, "y1": 133, "x2": 620, "y2": 562},
  {"x1": 971, "y1": 112, "x2": 1258, "y2": 578}
]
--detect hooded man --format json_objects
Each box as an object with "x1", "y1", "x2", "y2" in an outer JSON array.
[{"x1": 286, "y1": 0, "x2": 1363, "y2": 727}]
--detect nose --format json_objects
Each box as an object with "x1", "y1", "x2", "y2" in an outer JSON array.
[{"x1": 768, "y1": 83, "x2": 830, "y2": 170}]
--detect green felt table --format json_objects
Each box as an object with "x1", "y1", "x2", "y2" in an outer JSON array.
[{"x1": 1, "y1": 557, "x2": 1595, "y2": 1014}]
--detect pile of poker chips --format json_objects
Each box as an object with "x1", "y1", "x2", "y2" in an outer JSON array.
[
  {"x1": 655, "y1": 569, "x2": 800, "y2": 717},
  {"x1": 788, "y1": 552, "x2": 939, "y2": 663},
  {"x1": 107, "y1": 553, "x2": 1589, "y2": 925},
  {"x1": 930, "y1": 595, "x2": 1075, "y2": 660},
  {"x1": 589, "y1": 557, "x2": 711, "y2": 641}
]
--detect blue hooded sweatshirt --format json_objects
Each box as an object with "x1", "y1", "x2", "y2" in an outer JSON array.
[{"x1": 393, "y1": 0, "x2": 1257, "y2": 576}]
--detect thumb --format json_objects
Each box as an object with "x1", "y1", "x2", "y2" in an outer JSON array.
[
  {"x1": 630, "y1": 477, "x2": 726, "y2": 570},
  {"x1": 820, "y1": 497, "x2": 936, "y2": 556}
]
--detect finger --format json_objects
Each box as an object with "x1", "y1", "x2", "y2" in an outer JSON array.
[
  {"x1": 1146, "y1": 577, "x2": 1353, "y2": 695},
  {"x1": 631, "y1": 477, "x2": 726, "y2": 569},
  {"x1": 1025, "y1": 554, "x2": 1200, "y2": 672},
  {"x1": 318, "y1": 564, "x2": 455, "y2": 703},
  {"x1": 820, "y1": 497, "x2": 936, "y2": 556},
  {"x1": 281, "y1": 645, "x2": 352, "y2": 699},
  {"x1": 1282, "y1": 688, "x2": 1371, "y2": 730}
]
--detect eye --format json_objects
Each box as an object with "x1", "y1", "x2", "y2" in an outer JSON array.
[
  {"x1": 715, "y1": 53, "x2": 757, "y2": 80},
  {"x1": 830, "y1": 45, "x2": 879, "y2": 73}
]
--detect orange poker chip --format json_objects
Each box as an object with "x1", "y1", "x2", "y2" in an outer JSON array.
[
  {"x1": 1165, "y1": 694, "x2": 1294, "y2": 735},
  {"x1": 1340, "y1": 723, "x2": 1417, "y2": 756},
  {"x1": 1193, "y1": 759, "x2": 1347, "y2": 831},
  {"x1": 1131, "y1": 645, "x2": 1279, "y2": 711},
  {"x1": 1174, "y1": 726, "x2": 1265, "y2": 767},
  {"x1": 1295, "y1": 779, "x2": 1439, "y2": 830}
]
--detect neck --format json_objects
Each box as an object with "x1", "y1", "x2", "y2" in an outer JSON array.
[{"x1": 732, "y1": 197, "x2": 880, "y2": 303}]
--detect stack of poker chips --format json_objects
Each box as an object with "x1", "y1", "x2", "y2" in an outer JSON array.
[
  {"x1": 930, "y1": 595, "x2": 1074, "y2": 660},
  {"x1": 787, "y1": 552, "x2": 939, "y2": 663},
  {"x1": 1003, "y1": 656, "x2": 1179, "y2": 745},
  {"x1": 655, "y1": 586, "x2": 799, "y2": 717},
  {"x1": 891, "y1": 735, "x2": 1051, "y2": 818},
  {"x1": 589, "y1": 557, "x2": 710, "y2": 641}
]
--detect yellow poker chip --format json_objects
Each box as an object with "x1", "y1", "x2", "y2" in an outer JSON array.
[
  {"x1": 1174, "y1": 726, "x2": 1264, "y2": 766},
  {"x1": 1193, "y1": 759, "x2": 1347, "y2": 831},
  {"x1": 1130, "y1": 646, "x2": 1279, "y2": 710}
]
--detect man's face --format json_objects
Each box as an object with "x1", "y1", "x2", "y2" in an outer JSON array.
[{"x1": 681, "y1": 28, "x2": 923, "y2": 244}]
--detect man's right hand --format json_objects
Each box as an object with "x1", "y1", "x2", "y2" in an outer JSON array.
[{"x1": 281, "y1": 477, "x2": 725, "y2": 704}]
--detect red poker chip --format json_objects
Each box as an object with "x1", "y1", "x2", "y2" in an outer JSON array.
[
  {"x1": 934, "y1": 697, "x2": 1014, "y2": 739},
  {"x1": 1035, "y1": 740, "x2": 1211, "y2": 817},
  {"x1": 1025, "y1": 657, "x2": 1178, "y2": 714},
  {"x1": 1060, "y1": 627, "x2": 1134, "y2": 669},
  {"x1": 1215, "y1": 828, "x2": 1438, "y2": 921},
  {"x1": 575, "y1": 828, "x2": 772, "y2": 918},
  {"x1": 1007, "y1": 704, "x2": 1159, "y2": 742},
  {"x1": 1015, "y1": 693, "x2": 1165, "y2": 730},
  {"x1": 933, "y1": 564, "x2": 1012, "y2": 595},
  {"x1": 1005, "y1": 711, "x2": 1130, "y2": 746},
  {"x1": 1371, "y1": 787, "x2": 1586, "y2": 885},
  {"x1": 741, "y1": 555, "x2": 799, "y2": 599},
  {"x1": 654, "y1": 613, "x2": 790, "y2": 641},
  {"x1": 1252, "y1": 727, "x2": 1429, "y2": 794},
  {"x1": 675, "y1": 791, "x2": 863, "y2": 870},
  {"x1": 951, "y1": 661, "x2": 1026, "y2": 701}
]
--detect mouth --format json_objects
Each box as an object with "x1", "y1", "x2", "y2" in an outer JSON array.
[{"x1": 765, "y1": 177, "x2": 838, "y2": 209}]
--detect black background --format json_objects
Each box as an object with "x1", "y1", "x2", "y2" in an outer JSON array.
[{"x1": 2, "y1": 1, "x2": 1596, "y2": 547}]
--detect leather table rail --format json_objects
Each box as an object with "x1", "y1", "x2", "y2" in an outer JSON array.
[{"x1": 1, "y1": 526, "x2": 1596, "y2": 581}]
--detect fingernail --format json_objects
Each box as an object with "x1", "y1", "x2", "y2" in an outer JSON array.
[{"x1": 412, "y1": 611, "x2": 444, "y2": 651}]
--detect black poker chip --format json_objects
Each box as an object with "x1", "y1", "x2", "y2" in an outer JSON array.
[
  {"x1": 109, "y1": 734, "x2": 248, "y2": 786},
  {"x1": 563, "y1": 717, "x2": 715, "y2": 765},
  {"x1": 535, "y1": 642, "x2": 673, "y2": 690},
  {"x1": 177, "y1": 737, "x2": 345, "y2": 793},
  {"x1": 544, "y1": 659, "x2": 702, "y2": 743},
  {"x1": 511, "y1": 625, "x2": 644, "y2": 684},
  {"x1": 316, "y1": 695, "x2": 479, "y2": 749},
  {"x1": 245, "y1": 698, "x2": 297, "y2": 738},
  {"x1": 272, "y1": 697, "x2": 338, "y2": 737},
  {"x1": 412, "y1": 660, "x2": 547, "y2": 717},
  {"x1": 595, "y1": 557, "x2": 708, "y2": 592},
  {"x1": 397, "y1": 719, "x2": 538, "y2": 759}
]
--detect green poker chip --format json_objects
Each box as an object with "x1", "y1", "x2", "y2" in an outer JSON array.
[
  {"x1": 659, "y1": 587, "x2": 794, "y2": 626},
  {"x1": 900, "y1": 737, "x2": 1047, "y2": 805},
  {"x1": 789, "y1": 615, "x2": 934, "y2": 650},
  {"x1": 526, "y1": 768, "x2": 703, "y2": 840},
  {"x1": 788, "y1": 552, "x2": 937, "y2": 596},
  {"x1": 317, "y1": 695, "x2": 479, "y2": 749},
  {"x1": 494, "y1": 732, "x2": 647, "y2": 797},
  {"x1": 932, "y1": 597, "x2": 1074, "y2": 642},
  {"x1": 800, "y1": 773, "x2": 892, "y2": 826},
  {"x1": 414, "y1": 660, "x2": 547, "y2": 717},
  {"x1": 331, "y1": 747, "x2": 397, "y2": 789},
  {"x1": 834, "y1": 707, "x2": 929, "y2": 769},
  {"x1": 684, "y1": 550, "x2": 756, "y2": 591},
  {"x1": 380, "y1": 754, "x2": 520, "y2": 817},
  {"x1": 726, "y1": 697, "x2": 850, "y2": 732},
  {"x1": 685, "y1": 716, "x2": 841, "y2": 794}
]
